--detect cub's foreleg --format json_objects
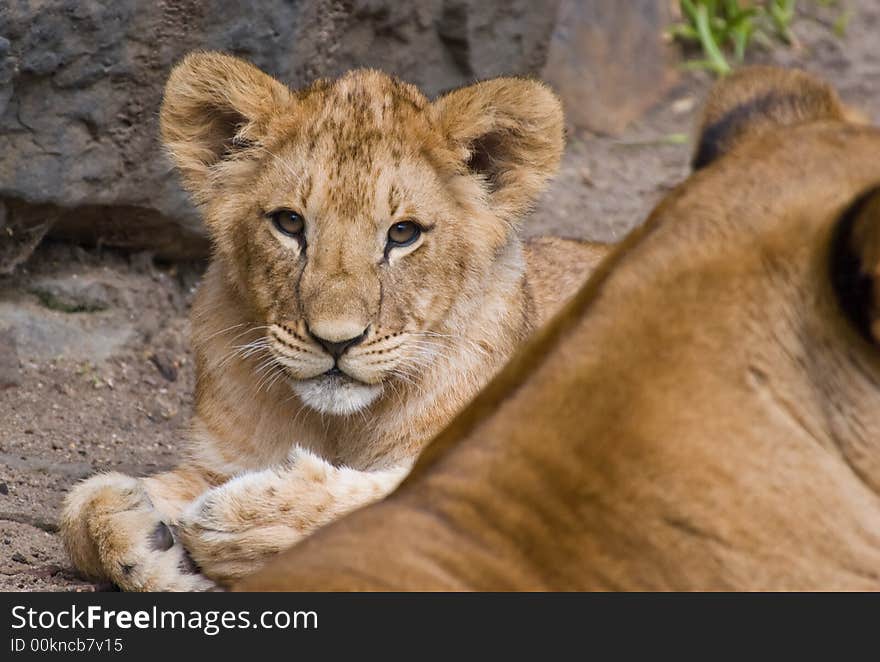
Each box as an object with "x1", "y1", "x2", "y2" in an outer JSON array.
[
  {"x1": 60, "y1": 467, "x2": 218, "y2": 591},
  {"x1": 176, "y1": 447, "x2": 410, "y2": 585}
]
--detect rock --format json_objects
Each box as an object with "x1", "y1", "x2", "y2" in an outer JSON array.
[
  {"x1": 11, "y1": 552, "x2": 28, "y2": 564},
  {"x1": 152, "y1": 394, "x2": 178, "y2": 421},
  {"x1": 28, "y1": 273, "x2": 130, "y2": 313},
  {"x1": 0, "y1": 482, "x2": 8, "y2": 495},
  {"x1": 542, "y1": 0, "x2": 678, "y2": 136},
  {"x1": 0, "y1": 300, "x2": 135, "y2": 362},
  {"x1": 149, "y1": 351, "x2": 179, "y2": 382},
  {"x1": 0, "y1": 0, "x2": 560, "y2": 260},
  {"x1": 0, "y1": 265, "x2": 139, "y2": 361},
  {"x1": 0, "y1": 200, "x2": 52, "y2": 275}
]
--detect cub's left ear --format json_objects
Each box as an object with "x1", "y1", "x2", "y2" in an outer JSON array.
[
  {"x1": 432, "y1": 78, "x2": 564, "y2": 219},
  {"x1": 832, "y1": 187, "x2": 880, "y2": 344}
]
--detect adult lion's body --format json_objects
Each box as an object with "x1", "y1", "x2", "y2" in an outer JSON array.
[
  {"x1": 240, "y1": 68, "x2": 880, "y2": 591},
  {"x1": 59, "y1": 53, "x2": 606, "y2": 590}
]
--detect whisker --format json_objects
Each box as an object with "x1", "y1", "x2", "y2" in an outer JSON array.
[
  {"x1": 214, "y1": 337, "x2": 271, "y2": 372},
  {"x1": 200, "y1": 321, "x2": 248, "y2": 343},
  {"x1": 264, "y1": 365, "x2": 290, "y2": 393}
]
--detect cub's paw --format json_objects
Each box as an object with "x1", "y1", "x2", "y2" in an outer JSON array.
[
  {"x1": 61, "y1": 472, "x2": 217, "y2": 592},
  {"x1": 176, "y1": 472, "x2": 302, "y2": 585}
]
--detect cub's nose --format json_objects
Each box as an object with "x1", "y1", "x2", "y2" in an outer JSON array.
[{"x1": 307, "y1": 323, "x2": 369, "y2": 359}]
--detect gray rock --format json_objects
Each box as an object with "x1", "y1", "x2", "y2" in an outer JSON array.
[
  {"x1": 0, "y1": 199, "x2": 52, "y2": 275},
  {"x1": 28, "y1": 273, "x2": 130, "y2": 313},
  {"x1": 149, "y1": 351, "x2": 179, "y2": 383},
  {"x1": 0, "y1": 300, "x2": 134, "y2": 362},
  {"x1": 0, "y1": 0, "x2": 560, "y2": 260},
  {"x1": 543, "y1": 0, "x2": 678, "y2": 136}
]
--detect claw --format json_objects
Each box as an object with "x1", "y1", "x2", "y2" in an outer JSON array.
[{"x1": 178, "y1": 548, "x2": 201, "y2": 575}]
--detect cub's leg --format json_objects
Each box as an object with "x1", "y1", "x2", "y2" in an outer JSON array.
[
  {"x1": 176, "y1": 447, "x2": 410, "y2": 585},
  {"x1": 61, "y1": 467, "x2": 218, "y2": 591}
]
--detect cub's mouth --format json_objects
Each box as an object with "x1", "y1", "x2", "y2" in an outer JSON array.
[
  {"x1": 288, "y1": 368, "x2": 384, "y2": 416},
  {"x1": 265, "y1": 322, "x2": 412, "y2": 415}
]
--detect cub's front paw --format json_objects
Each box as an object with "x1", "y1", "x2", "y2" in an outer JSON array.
[
  {"x1": 61, "y1": 472, "x2": 217, "y2": 592},
  {"x1": 176, "y1": 473, "x2": 302, "y2": 585}
]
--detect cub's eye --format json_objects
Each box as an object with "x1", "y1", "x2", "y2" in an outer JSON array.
[
  {"x1": 386, "y1": 220, "x2": 422, "y2": 248},
  {"x1": 268, "y1": 209, "x2": 305, "y2": 238}
]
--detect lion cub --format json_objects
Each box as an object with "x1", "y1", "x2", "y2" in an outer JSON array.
[{"x1": 60, "y1": 52, "x2": 606, "y2": 590}]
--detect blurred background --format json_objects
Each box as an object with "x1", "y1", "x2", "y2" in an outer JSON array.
[{"x1": 0, "y1": 0, "x2": 876, "y2": 590}]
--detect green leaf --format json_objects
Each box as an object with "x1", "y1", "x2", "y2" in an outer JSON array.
[{"x1": 694, "y1": 3, "x2": 731, "y2": 75}]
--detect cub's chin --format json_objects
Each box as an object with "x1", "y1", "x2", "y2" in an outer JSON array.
[{"x1": 291, "y1": 373, "x2": 383, "y2": 416}]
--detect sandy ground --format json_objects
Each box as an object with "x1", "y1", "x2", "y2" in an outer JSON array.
[{"x1": 1, "y1": 1, "x2": 878, "y2": 591}]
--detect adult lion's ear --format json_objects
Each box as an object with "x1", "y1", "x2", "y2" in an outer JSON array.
[
  {"x1": 831, "y1": 187, "x2": 880, "y2": 344},
  {"x1": 160, "y1": 51, "x2": 293, "y2": 199},
  {"x1": 432, "y1": 78, "x2": 564, "y2": 219},
  {"x1": 693, "y1": 66, "x2": 864, "y2": 170}
]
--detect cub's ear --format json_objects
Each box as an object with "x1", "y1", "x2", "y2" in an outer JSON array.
[
  {"x1": 693, "y1": 66, "x2": 864, "y2": 170},
  {"x1": 431, "y1": 78, "x2": 564, "y2": 219},
  {"x1": 160, "y1": 51, "x2": 293, "y2": 198},
  {"x1": 831, "y1": 187, "x2": 880, "y2": 344}
]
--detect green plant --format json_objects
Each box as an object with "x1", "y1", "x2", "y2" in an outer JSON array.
[
  {"x1": 767, "y1": 0, "x2": 797, "y2": 44},
  {"x1": 669, "y1": 1, "x2": 844, "y2": 76},
  {"x1": 670, "y1": 1, "x2": 752, "y2": 74}
]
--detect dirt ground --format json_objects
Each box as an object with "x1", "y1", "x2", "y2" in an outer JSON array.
[{"x1": 2, "y1": 1, "x2": 878, "y2": 591}]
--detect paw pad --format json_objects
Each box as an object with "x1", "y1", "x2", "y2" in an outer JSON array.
[{"x1": 150, "y1": 522, "x2": 175, "y2": 551}]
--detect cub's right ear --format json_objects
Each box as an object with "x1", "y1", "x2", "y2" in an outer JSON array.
[
  {"x1": 431, "y1": 77, "x2": 564, "y2": 221},
  {"x1": 160, "y1": 51, "x2": 292, "y2": 199},
  {"x1": 692, "y1": 66, "x2": 864, "y2": 170}
]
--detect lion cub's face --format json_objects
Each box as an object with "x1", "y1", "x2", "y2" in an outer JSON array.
[
  {"x1": 232, "y1": 84, "x2": 475, "y2": 415},
  {"x1": 161, "y1": 54, "x2": 562, "y2": 415}
]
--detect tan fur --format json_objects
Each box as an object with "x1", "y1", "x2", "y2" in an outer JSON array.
[
  {"x1": 239, "y1": 67, "x2": 880, "y2": 591},
  {"x1": 59, "y1": 52, "x2": 607, "y2": 590},
  {"x1": 692, "y1": 65, "x2": 866, "y2": 169}
]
